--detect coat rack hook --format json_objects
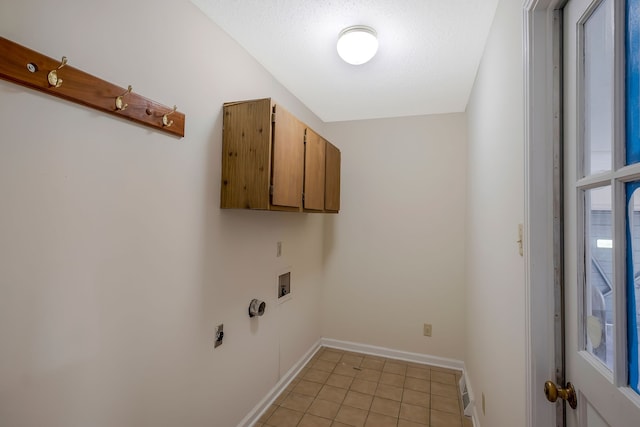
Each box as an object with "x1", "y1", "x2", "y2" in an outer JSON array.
[
  {"x1": 115, "y1": 85, "x2": 133, "y2": 111},
  {"x1": 162, "y1": 105, "x2": 177, "y2": 127},
  {"x1": 47, "y1": 56, "x2": 67, "y2": 88}
]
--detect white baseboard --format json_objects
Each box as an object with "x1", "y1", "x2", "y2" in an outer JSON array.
[
  {"x1": 236, "y1": 339, "x2": 322, "y2": 427},
  {"x1": 238, "y1": 337, "x2": 480, "y2": 427},
  {"x1": 320, "y1": 338, "x2": 465, "y2": 371}
]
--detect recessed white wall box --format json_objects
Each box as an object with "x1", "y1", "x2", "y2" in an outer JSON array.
[
  {"x1": 279, "y1": 272, "x2": 290, "y2": 298},
  {"x1": 277, "y1": 267, "x2": 292, "y2": 304}
]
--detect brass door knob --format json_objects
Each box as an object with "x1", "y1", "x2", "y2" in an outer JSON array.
[{"x1": 544, "y1": 380, "x2": 577, "y2": 409}]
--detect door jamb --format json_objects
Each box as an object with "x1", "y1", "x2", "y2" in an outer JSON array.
[{"x1": 523, "y1": 1, "x2": 567, "y2": 426}]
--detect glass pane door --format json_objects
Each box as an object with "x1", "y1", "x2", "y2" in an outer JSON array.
[{"x1": 584, "y1": 186, "x2": 613, "y2": 370}]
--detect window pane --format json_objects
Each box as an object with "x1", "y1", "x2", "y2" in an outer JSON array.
[
  {"x1": 584, "y1": 0, "x2": 613, "y2": 175},
  {"x1": 627, "y1": 184, "x2": 640, "y2": 393},
  {"x1": 585, "y1": 186, "x2": 613, "y2": 370}
]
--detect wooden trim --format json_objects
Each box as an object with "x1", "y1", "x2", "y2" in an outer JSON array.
[{"x1": 0, "y1": 37, "x2": 185, "y2": 137}]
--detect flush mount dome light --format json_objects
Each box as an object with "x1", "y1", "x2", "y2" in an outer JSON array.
[{"x1": 337, "y1": 25, "x2": 378, "y2": 65}]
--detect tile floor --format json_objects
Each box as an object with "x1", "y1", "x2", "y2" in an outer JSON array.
[{"x1": 254, "y1": 347, "x2": 473, "y2": 427}]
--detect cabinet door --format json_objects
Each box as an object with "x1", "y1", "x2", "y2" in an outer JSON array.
[
  {"x1": 271, "y1": 105, "x2": 304, "y2": 208},
  {"x1": 221, "y1": 99, "x2": 272, "y2": 209},
  {"x1": 303, "y1": 128, "x2": 326, "y2": 211},
  {"x1": 325, "y1": 142, "x2": 341, "y2": 212}
]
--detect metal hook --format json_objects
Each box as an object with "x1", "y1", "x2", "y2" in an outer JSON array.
[
  {"x1": 162, "y1": 105, "x2": 177, "y2": 127},
  {"x1": 115, "y1": 85, "x2": 133, "y2": 111},
  {"x1": 47, "y1": 56, "x2": 67, "y2": 88}
]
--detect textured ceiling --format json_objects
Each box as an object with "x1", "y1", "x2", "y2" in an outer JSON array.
[{"x1": 192, "y1": 0, "x2": 499, "y2": 122}]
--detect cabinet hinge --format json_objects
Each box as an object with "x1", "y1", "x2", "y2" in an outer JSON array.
[{"x1": 271, "y1": 112, "x2": 276, "y2": 123}]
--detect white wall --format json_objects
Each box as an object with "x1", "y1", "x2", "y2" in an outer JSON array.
[
  {"x1": 465, "y1": 0, "x2": 525, "y2": 425},
  {"x1": 322, "y1": 114, "x2": 467, "y2": 360},
  {"x1": 0, "y1": 0, "x2": 327, "y2": 426}
]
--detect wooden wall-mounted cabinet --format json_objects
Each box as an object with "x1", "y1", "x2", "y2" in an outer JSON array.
[{"x1": 220, "y1": 98, "x2": 340, "y2": 213}]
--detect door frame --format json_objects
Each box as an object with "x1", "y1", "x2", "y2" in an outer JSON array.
[{"x1": 524, "y1": 1, "x2": 568, "y2": 426}]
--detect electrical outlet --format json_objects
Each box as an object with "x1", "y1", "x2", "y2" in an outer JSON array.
[
  {"x1": 277, "y1": 241, "x2": 282, "y2": 257},
  {"x1": 423, "y1": 323, "x2": 432, "y2": 337},
  {"x1": 214, "y1": 324, "x2": 224, "y2": 348},
  {"x1": 482, "y1": 392, "x2": 486, "y2": 415}
]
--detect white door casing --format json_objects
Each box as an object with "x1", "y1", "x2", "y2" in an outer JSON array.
[{"x1": 524, "y1": 1, "x2": 566, "y2": 426}]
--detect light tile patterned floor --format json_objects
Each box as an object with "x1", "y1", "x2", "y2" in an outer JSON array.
[{"x1": 255, "y1": 347, "x2": 473, "y2": 427}]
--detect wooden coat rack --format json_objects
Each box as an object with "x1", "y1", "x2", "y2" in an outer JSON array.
[{"x1": 0, "y1": 37, "x2": 185, "y2": 137}]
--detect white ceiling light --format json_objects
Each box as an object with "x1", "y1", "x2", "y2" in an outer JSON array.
[{"x1": 336, "y1": 25, "x2": 378, "y2": 65}]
